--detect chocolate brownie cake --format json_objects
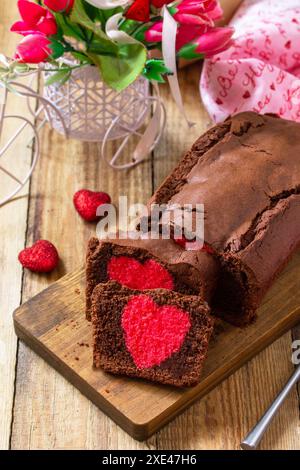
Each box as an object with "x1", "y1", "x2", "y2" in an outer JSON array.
[
  {"x1": 91, "y1": 281, "x2": 214, "y2": 387},
  {"x1": 148, "y1": 112, "x2": 300, "y2": 325},
  {"x1": 86, "y1": 237, "x2": 219, "y2": 320}
]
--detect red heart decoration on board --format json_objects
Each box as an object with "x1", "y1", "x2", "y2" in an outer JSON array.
[
  {"x1": 73, "y1": 189, "x2": 111, "y2": 222},
  {"x1": 107, "y1": 256, "x2": 174, "y2": 290},
  {"x1": 18, "y1": 239, "x2": 59, "y2": 272},
  {"x1": 122, "y1": 295, "x2": 191, "y2": 369}
]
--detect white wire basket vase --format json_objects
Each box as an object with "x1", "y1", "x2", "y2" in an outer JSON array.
[
  {"x1": 0, "y1": 63, "x2": 166, "y2": 206},
  {"x1": 44, "y1": 66, "x2": 150, "y2": 142}
]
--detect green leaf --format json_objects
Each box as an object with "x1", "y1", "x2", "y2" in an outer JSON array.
[
  {"x1": 71, "y1": 51, "x2": 93, "y2": 63},
  {"x1": 70, "y1": 0, "x2": 118, "y2": 55},
  {"x1": 142, "y1": 59, "x2": 172, "y2": 83},
  {"x1": 49, "y1": 40, "x2": 65, "y2": 59},
  {"x1": 177, "y1": 43, "x2": 204, "y2": 60},
  {"x1": 45, "y1": 69, "x2": 71, "y2": 86},
  {"x1": 54, "y1": 12, "x2": 85, "y2": 42},
  {"x1": 88, "y1": 43, "x2": 147, "y2": 92},
  {"x1": 119, "y1": 19, "x2": 138, "y2": 34},
  {"x1": 87, "y1": 39, "x2": 117, "y2": 56}
]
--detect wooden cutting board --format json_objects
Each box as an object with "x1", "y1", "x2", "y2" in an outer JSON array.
[{"x1": 14, "y1": 251, "x2": 300, "y2": 441}]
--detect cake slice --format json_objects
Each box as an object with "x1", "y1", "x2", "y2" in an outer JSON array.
[
  {"x1": 86, "y1": 237, "x2": 219, "y2": 320},
  {"x1": 91, "y1": 281, "x2": 214, "y2": 387}
]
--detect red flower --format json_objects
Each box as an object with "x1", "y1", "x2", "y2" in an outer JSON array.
[
  {"x1": 44, "y1": 0, "x2": 75, "y2": 13},
  {"x1": 15, "y1": 33, "x2": 52, "y2": 63},
  {"x1": 11, "y1": 0, "x2": 57, "y2": 37},
  {"x1": 125, "y1": 0, "x2": 151, "y2": 22},
  {"x1": 151, "y1": 0, "x2": 173, "y2": 8}
]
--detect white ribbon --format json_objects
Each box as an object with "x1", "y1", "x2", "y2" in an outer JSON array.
[
  {"x1": 104, "y1": 14, "x2": 166, "y2": 168},
  {"x1": 85, "y1": 0, "x2": 128, "y2": 10},
  {"x1": 132, "y1": 82, "x2": 165, "y2": 163},
  {"x1": 105, "y1": 13, "x2": 140, "y2": 44},
  {"x1": 162, "y1": 6, "x2": 194, "y2": 127}
]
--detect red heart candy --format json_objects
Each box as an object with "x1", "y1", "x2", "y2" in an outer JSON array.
[
  {"x1": 73, "y1": 189, "x2": 111, "y2": 222},
  {"x1": 122, "y1": 295, "x2": 191, "y2": 369},
  {"x1": 18, "y1": 240, "x2": 59, "y2": 273},
  {"x1": 107, "y1": 256, "x2": 174, "y2": 290}
]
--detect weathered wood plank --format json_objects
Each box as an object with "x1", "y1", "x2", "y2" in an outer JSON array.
[
  {"x1": 10, "y1": 127, "x2": 156, "y2": 448},
  {"x1": 0, "y1": 3, "x2": 33, "y2": 450},
  {"x1": 12, "y1": 251, "x2": 300, "y2": 441}
]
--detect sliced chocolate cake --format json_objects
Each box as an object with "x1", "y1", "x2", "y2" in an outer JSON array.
[
  {"x1": 91, "y1": 281, "x2": 214, "y2": 387},
  {"x1": 86, "y1": 112, "x2": 300, "y2": 327},
  {"x1": 148, "y1": 112, "x2": 300, "y2": 325},
  {"x1": 86, "y1": 237, "x2": 219, "y2": 320}
]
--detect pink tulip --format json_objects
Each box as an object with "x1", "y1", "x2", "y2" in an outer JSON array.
[
  {"x1": 193, "y1": 27, "x2": 234, "y2": 54},
  {"x1": 178, "y1": 26, "x2": 234, "y2": 59},
  {"x1": 145, "y1": 21, "x2": 163, "y2": 42},
  {"x1": 144, "y1": 21, "x2": 207, "y2": 50},
  {"x1": 15, "y1": 33, "x2": 52, "y2": 63},
  {"x1": 44, "y1": 0, "x2": 75, "y2": 13},
  {"x1": 205, "y1": 38, "x2": 234, "y2": 57},
  {"x1": 206, "y1": 2, "x2": 223, "y2": 20},
  {"x1": 11, "y1": 0, "x2": 57, "y2": 36},
  {"x1": 18, "y1": 0, "x2": 46, "y2": 25},
  {"x1": 176, "y1": 24, "x2": 207, "y2": 50},
  {"x1": 173, "y1": 0, "x2": 223, "y2": 26},
  {"x1": 174, "y1": 12, "x2": 213, "y2": 26}
]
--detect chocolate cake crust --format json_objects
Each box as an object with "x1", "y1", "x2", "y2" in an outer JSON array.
[
  {"x1": 91, "y1": 281, "x2": 214, "y2": 387},
  {"x1": 149, "y1": 112, "x2": 300, "y2": 324}
]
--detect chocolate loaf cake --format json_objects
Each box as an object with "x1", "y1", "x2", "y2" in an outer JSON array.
[
  {"x1": 91, "y1": 281, "x2": 214, "y2": 387},
  {"x1": 149, "y1": 112, "x2": 300, "y2": 325},
  {"x1": 86, "y1": 237, "x2": 219, "y2": 320}
]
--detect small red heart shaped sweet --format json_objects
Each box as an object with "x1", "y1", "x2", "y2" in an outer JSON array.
[
  {"x1": 73, "y1": 189, "x2": 111, "y2": 222},
  {"x1": 122, "y1": 295, "x2": 191, "y2": 369},
  {"x1": 107, "y1": 256, "x2": 174, "y2": 290},
  {"x1": 18, "y1": 240, "x2": 59, "y2": 273}
]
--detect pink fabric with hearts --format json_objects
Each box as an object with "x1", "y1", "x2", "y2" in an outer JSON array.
[{"x1": 200, "y1": 0, "x2": 300, "y2": 122}]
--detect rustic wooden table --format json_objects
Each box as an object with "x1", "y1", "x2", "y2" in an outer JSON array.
[{"x1": 1, "y1": 2, "x2": 299, "y2": 450}]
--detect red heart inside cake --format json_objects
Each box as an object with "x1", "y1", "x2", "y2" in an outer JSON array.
[
  {"x1": 107, "y1": 256, "x2": 174, "y2": 290},
  {"x1": 121, "y1": 294, "x2": 191, "y2": 369}
]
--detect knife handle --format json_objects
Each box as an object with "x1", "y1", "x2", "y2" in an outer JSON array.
[{"x1": 241, "y1": 364, "x2": 300, "y2": 450}]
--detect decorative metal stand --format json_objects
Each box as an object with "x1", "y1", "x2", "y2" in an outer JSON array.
[{"x1": 0, "y1": 65, "x2": 166, "y2": 206}]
